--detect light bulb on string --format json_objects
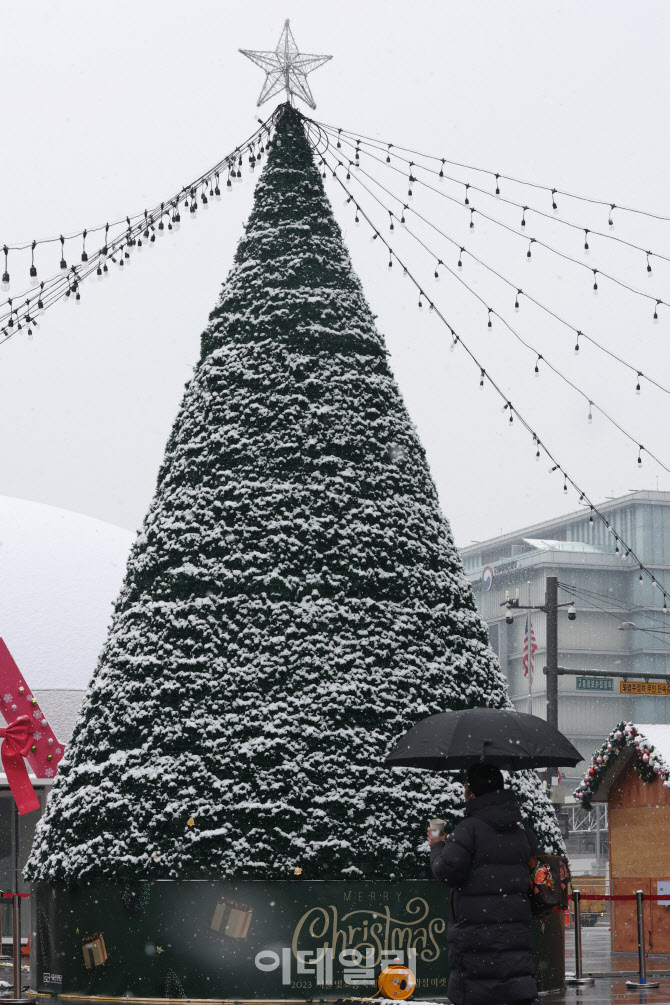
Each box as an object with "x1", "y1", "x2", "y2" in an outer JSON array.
[
  {"x1": 400, "y1": 207, "x2": 407, "y2": 224},
  {"x1": 487, "y1": 309, "x2": 493, "y2": 329},
  {"x1": 592, "y1": 271, "x2": 598, "y2": 294},
  {"x1": 664, "y1": 596, "x2": 668, "y2": 614},
  {"x1": 59, "y1": 235, "x2": 68, "y2": 273},
  {"x1": 514, "y1": 291, "x2": 521, "y2": 311},
  {"x1": 439, "y1": 158, "x2": 445, "y2": 179},
  {"x1": 469, "y1": 209, "x2": 475, "y2": 230},
  {"x1": 434, "y1": 260, "x2": 441, "y2": 280},
  {"x1": 638, "y1": 446, "x2": 643, "y2": 467},
  {"x1": 494, "y1": 174, "x2": 500, "y2": 198},
  {"x1": 457, "y1": 249, "x2": 463, "y2": 270},
  {"x1": 215, "y1": 174, "x2": 221, "y2": 199},
  {"x1": 81, "y1": 231, "x2": 88, "y2": 264},
  {"x1": 639, "y1": 572, "x2": 644, "y2": 584},
  {"x1": 583, "y1": 229, "x2": 590, "y2": 254},
  {"x1": 1, "y1": 246, "x2": 9, "y2": 292},
  {"x1": 387, "y1": 253, "x2": 393, "y2": 269},
  {"x1": 526, "y1": 239, "x2": 534, "y2": 262},
  {"x1": 589, "y1": 508, "x2": 594, "y2": 526},
  {"x1": 388, "y1": 212, "x2": 395, "y2": 231},
  {"x1": 464, "y1": 183, "x2": 470, "y2": 205},
  {"x1": 386, "y1": 144, "x2": 392, "y2": 164},
  {"x1": 563, "y1": 476, "x2": 568, "y2": 494},
  {"x1": 653, "y1": 301, "x2": 660, "y2": 324},
  {"x1": 417, "y1": 292, "x2": 424, "y2": 309},
  {"x1": 29, "y1": 240, "x2": 38, "y2": 285},
  {"x1": 636, "y1": 373, "x2": 642, "y2": 394},
  {"x1": 479, "y1": 368, "x2": 485, "y2": 389},
  {"x1": 609, "y1": 205, "x2": 616, "y2": 228},
  {"x1": 551, "y1": 189, "x2": 558, "y2": 213},
  {"x1": 587, "y1": 401, "x2": 593, "y2": 423},
  {"x1": 534, "y1": 355, "x2": 542, "y2": 377},
  {"x1": 38, "y1": 283, "x2": 44, "y2": 313},
  {"x1": 520, "y1": 207, "x2": 527, "y2": 228},
  {"x1": 647, "y1": 253, "x2": 653, "y2": 278}
]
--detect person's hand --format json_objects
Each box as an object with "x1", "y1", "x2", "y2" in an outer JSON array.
[{"x1": 427, "y1": 827, "x2": 446, "y2": 846}]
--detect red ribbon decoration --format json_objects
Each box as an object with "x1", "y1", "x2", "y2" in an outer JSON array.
[{"x1": 0, "y1": 715, "x2": 40, "y2": 815}]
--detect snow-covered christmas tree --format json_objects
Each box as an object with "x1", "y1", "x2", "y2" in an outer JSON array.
[{"x1": 26, "y1": 103, "x2": 562, "y2": 885}]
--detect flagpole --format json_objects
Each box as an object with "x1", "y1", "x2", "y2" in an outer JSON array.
[{"x1": 527, "y1": 579, "x2": 533, "y2": 715}]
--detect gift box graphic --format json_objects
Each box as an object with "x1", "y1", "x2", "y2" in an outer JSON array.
[
  {"x1": 82, "y1": 932, "x2": 108, "y2": 969},
  {"x1": 210, "y1": 898, "x2": 253, "y2": 939}
]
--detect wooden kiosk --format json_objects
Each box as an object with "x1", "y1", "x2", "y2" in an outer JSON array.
[{"x1": 575, "y1": 722, "x2": 670, "y2": 953}]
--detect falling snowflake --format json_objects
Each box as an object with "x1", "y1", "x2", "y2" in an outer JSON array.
[
  {"x1": 44, "y1": 768, "x2": 54, "y2": 778},
  {"x1": 3, "y1": 694, "x2": 11, "y2": 703}
]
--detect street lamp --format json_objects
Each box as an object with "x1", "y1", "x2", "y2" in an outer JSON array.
[{"x1": 618, "y1": 621, "x2": 670, "y2": 635}]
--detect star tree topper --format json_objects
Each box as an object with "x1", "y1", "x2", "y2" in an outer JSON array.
[{"x1": 240, "y1": 20, "x2": 332, "y2": 111}]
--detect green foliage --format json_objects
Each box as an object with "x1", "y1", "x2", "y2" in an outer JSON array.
[{"x1": 26, "y1": 104, "x2": 562, "y2": 884}]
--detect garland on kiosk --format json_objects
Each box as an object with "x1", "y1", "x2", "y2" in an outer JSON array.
[{"x1": 574, "y1": 721, "x2": 670, "y2": 809}]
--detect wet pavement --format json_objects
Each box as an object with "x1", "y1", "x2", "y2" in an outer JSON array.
[{"x1": 566, "y1": 925, "x2": 670, "y2": 977}]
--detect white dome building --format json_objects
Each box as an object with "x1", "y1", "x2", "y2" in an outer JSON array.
[{"x1": 0, "y1": 497, "x2": 133, "y2": 919}]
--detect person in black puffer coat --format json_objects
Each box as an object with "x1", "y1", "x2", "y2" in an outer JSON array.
[{"x1": 429, "y1": 764, "x2": 540, "y2": 1005}]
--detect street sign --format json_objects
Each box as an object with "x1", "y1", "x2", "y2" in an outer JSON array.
[
  {"x1": 576, "y1": 676, "x2": 613, "y2": 692},
  {"x1": 620, "y1": 680, "x2": 670, "y2": 696},
  {"x1": 482, "y1": 566, "x2": 494, "y2": 591}
]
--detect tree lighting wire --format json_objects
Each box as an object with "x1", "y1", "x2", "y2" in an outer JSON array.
[
  {"x1": 559, "y1": 584, "x2": 670, "y2": 648},
  {"x1": 305, "y1": 126, "x2": 670, "y2": 476},
  {"x1": 311, "y1": 124, "x2": 670, "y2": 397},
  {"x1": 313, "y1": 123, "x2": 670, "y2": 320},
  {"x1": 312, "y1": 129, "x2": 670, "y2": 608},
  {"x1": 0, "y1": 112, "x2": 282, "y2": 341},
  {"x1": 312, "y1": 118, "x2": 670, "y2": 227},
  {"x1": 559, "y1": 581, "x2": 670, "y2": 629},
  {"x1": 0, "y1": 108, "x2": 280, "y2": 316}
]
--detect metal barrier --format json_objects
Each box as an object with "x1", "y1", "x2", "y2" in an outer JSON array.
[
  {"x1": 565, "y1": 891, "x2": 595, "y2": 986},
  {"x1": 625, "y1": 890, "x2": 660, "y2": 990},
  {"x1": 570, "y1": 889, "x2": 665, "y2": 989}
]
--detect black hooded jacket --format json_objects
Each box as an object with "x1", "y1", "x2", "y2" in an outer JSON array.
[{"x1": 430, "y1": 789, "x2": 539, "y2": 1005}]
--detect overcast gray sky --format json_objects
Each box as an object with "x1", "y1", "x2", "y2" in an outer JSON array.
[{"x1": 0, "y1": 0, "x2": 667, "y2": 547}]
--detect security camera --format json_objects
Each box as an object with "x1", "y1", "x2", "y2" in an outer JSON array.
[
  {"x1": 567, "y1": 604, "x2": 577, "y2": 621},
  {"x1": 505, "y1": 613, "x2": 514, "y2": 625}
]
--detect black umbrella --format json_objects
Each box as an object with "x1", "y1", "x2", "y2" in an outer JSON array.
[{"x1": 384, "y1": 707, "x2": 582, "y2": 771}]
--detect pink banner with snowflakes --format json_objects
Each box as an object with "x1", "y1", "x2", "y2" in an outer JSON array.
[{"x1": 0, "y1": 638, "x2": 65, "y2": 780}]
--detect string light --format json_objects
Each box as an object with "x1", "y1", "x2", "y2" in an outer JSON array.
[
  {"x1": 495, "y1": 174, "x2": 501, "y2": 197},
  {"x1": 479, "y1": 368, "x2": 485, "y2": 388},
  {"x1": 638, "y1": 446, "x2": 644, "y2": 467},
  {"x1": 1, "y1": 247, "x2": 9, "y2": 292},
  {"x1": 636, "y1": 373, "x2": 642, "y2": 394},
  {"x1": 307, "y1": 123, "x2": 670, "y2": 484},
  {"x1": 514, "y1": 291, "x2": 521, "y2": 311},
  {"x1": 551, "y1": 189, "x2": 558, "y2": 212},
  {"x1": 318, "y1": 121, "x2": 670, "y2": 230},
  {"x1": 534, "y1": 355, "x2": 542, "y2": 376},
  {"x1": 583, "y1": 230, "x2": 590, "y2": 253},
  {"x1": 609, "y1": 205, "x2": 615, "y2": 227},
  {"x1": 647, "y1": 253, "x2": 653, "y2": 278},
  {"x1": 315, "y1": 126, "x2": 670, "y2": 396},
  {"x1": 487, "y1": 308, "x2": 493, "y2": 329},
  {"x1": 592, "y1": 271, "x2": 599, "y2": 294},
  {"x1": 521, "y1": 207, "x2": 527, "y2": 228},
  {"x1": 29, "y1": 241, "x2": 38, "y2": 284},
  {"x1": 574, "y1": 332, "x2": 581, "y2": 354},
  {"x1": 588, "y1": 401, "x2": 593, "y2": 423},
  {"x1": 653, "y1": 301, "x2": 660, "y2": 323}
]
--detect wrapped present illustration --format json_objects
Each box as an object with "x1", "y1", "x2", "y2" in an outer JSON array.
[
  {"x1": 210, "y1": 897, "x2": 253, "y2": 939},
  {"x1": 82, "y1": 932, "x2": 108, "y2": 969}
]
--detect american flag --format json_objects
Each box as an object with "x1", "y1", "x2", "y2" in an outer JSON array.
[{"x1": 523, "y1": 614, "x2": 537, "y2": 679}]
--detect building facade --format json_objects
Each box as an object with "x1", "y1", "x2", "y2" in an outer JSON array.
[{"x1": 460, "y1": 490, "x2": 670, "y2": 868}]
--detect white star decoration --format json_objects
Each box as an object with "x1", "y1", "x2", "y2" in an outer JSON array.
[{"x1": 240, "y1": 20, "x2": 332, "y2": 111}]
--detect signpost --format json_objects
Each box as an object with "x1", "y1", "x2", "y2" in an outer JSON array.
[
  {"x1": 620, "y1": 680, "x2": 670, "y2": 696},
  {"x1": 576, "y1": 676, "x2": 613, "y2": 692}
]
